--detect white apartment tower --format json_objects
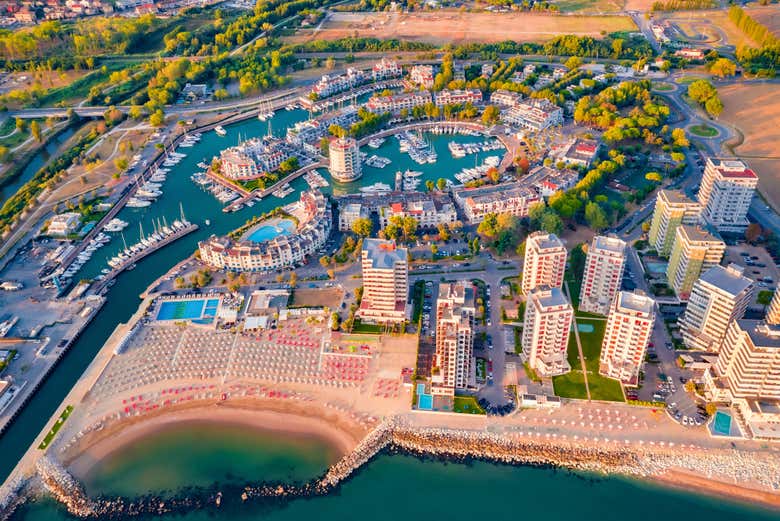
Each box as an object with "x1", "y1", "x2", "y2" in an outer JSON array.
[
  {"x1": 579, "y1": 235, "x2": 627, "y2": 315},
  {"x1": 698, "y1": 158, "x2": 758, "y2": 233},
  {"x1": 522, "y1": 232, "x2": 567, "y2": 295},
  {"x1": 647, "y1": 190, "x2": 702, "y2": 257},
  {"x1": 329, "y1": 137, "x2": 362, "y2": 183},
  {"x1": 765, "y1": 289, "x2": 780, "y2": 326},
  {"x1": 522, "y1": 286, "x2": 573, "y2": 377},
  {"x1": 431, "y1": 282, "x2": 476, "y2": 397},
  {"x1": 713, "y1": 320, "x2": 780, "y2": 401},
  {"x1": 357, "y1": 239, "x2": 408, "y2": 324},
  {"x1": 599, "y1": 291, "x2": 656, "y2": 386},
  {"x1": 680, "y1": 264, "x2": 754, "y2": 352}
]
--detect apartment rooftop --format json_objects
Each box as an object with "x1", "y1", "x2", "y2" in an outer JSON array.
[
  {"x1": 363, "y1": 238, "x2": 407, "y2": 268},
  {"x1": 699, "y1": 264, "x2": 753, "y2": 296},
  {"x1": 617, "y1": 291, "x2": 655, "y2": 315},
  {"x1": 680, "y1": 224, "x2": 722, "y2": 244},
  {"x1": 531, "y1": 286, "x2": 569, "y2": 309},
  {"x1": 707, "y1": 158, "x2": 758, "y2": 179},
  {"x1": 660, "y1": 189, "x2": 699, "y2": 205},
  {"x1": 739, "y1": 320, "x2": 780, "y2": 349},
  {"x1": 592, "y1": 235, "x2": 626, "y2": 254},
  {"x1": 529, "y1": 232, "x2": 565, "y2": 251}
]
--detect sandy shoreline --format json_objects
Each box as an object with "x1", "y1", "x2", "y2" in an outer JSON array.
[
  {"x1": 651, "y1": 468, "x2": 780, "y2": 510},
  {"x1": 66, "y1": 401, "x2": 366, "y2": 480}
]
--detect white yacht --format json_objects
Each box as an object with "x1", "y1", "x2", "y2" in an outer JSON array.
[{"x1": 214, "y1": 126, "x2": 227, "y2": 136}]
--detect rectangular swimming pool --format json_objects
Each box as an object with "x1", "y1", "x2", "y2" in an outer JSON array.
[
  {"x1": 156, "y1": 298, "x2": 219, "y2": 321},
  {"x1": 417, "y1": 383, "x2": 433, "y2": 410},
  {"x1": 712, "y1": 411, "x2": 732, "y2": 436}
]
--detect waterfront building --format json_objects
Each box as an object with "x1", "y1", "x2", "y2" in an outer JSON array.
[
  {"x1": 337, "y1": 192, "x2": 457, "y2": 231},
  {"x1": 372, "y1": 58, "x2": 402, "y2": 81},
  {"x1": 504, "y1": 99, "x2": 563, "y2": 131},
  {"x1": 311, "y1": 68, "x2": 366, "y2": 98},
  {"x1": 680, "y1": 264, "x2": 754, "y2": 352},
  {"x1": 286, "y1": 106, "x2": 359, "y2": 146},
  {"x1": 365, "y1": 91, "x2": 433, "y2": 115},
  {"x1": 522, "y1": 286, "x2": 573, "y2": 377},
  {"x1": 551, "y1": 138, "x2": 600, "y2": 169},
  {"x1": 698, "y1": 158, "x2": 758, "y2": 233},
  {"x1": 409, "y1": 64, "x2": 435, "y2": 88},
  {"x1": 599, "y1": 291, "x2": 656, "y2": 385},
  {"x1": 765, "y1": 289, "x2": 780, "y2": 325},
  {"x1": 579, "y1": 235, "x2": 627, "y2": 316},
  {"x1": 524, "y1": 165, "x2": 579, "y2": 198},
  {"x1": 198, "y1": 191, "x2": 331, "y2": 272},
  {"x1": 648, "y1": 190, "x2": 702, "y2": 257},
  {"x1": 666, "y1": 225, "x2": 725, "y2": 301},
  {"x1": 219, "y1": 136, "x2": 292, "y2": 180},
  {"x1": 47, "y1": 212, "x2": 81, "y2": 236},
  {"x1": 434, "y1": 89, "x2": 483, "y2": 107},
  {"x1": 452, "y1": 182, "x2": 541, "y2": 224},
  {"x1": 329, "y1": 137, "x2": 362, "y2": 183},
  {"x1": 489, "y1": 89, "x2": 523, "y2": 108},
  {"x1": 357, "y1": 238, "x2": 409, "y2": 324},
  {"x1": 522, "y1": 232, "x2": 567, "y2": 295},
  {"x1": 431, "y1": 281, "x2": 476, "y2": 397}
]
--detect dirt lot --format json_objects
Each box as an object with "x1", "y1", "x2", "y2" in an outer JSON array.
[
  {"x1": 287, "y1": 11, "x2": 636, "y2": 45},
  {"x1": 719, "y1": 82, "x2": 780, "y2": 211},
  {"x1": 0, "y1": 70, "x2": 87, "y2": 96},
  {"x1": 661, "y1": 10, "x2": 756, "y2": 48},
  {"x1": 623, "y1": 0, "x2": 656, "y2": 11},
  {"x1": 291, "y1": 287, "x2": 345, "y2": 308},
  {"x1": 723, "y1": 243, "x2": 778, "y2": 305},
  {"x1": 745, "y1": 6, "x2": 780, "y2": 39}
]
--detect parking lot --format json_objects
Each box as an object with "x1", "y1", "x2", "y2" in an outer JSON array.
[{"x1": 723, "y1": 243, "x2": 779, "y2": 303}]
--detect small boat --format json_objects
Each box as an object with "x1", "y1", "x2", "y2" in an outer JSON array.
[{"x1": 214, "y1": 126, "x2": 227, "y2": 136}]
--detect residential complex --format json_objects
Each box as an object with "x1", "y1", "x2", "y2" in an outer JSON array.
[
  {"x1": 328, "y1": 137, "x2": 362, "y2": 183},
  {"x1": 286, "y1": 106, "x2": 359, "y2": 148},
  {"x1": 372, "y1": 58, "x2": 402, "y2": 81},
  {"x1": 452, "y1": 182, "x2": 541, "y2": 223},
  {"x1": 551, "y1": 138, "x2": 600, "y2": 169},
  {"x1": 337, "y1": 192, "x2": 457, "y2": 231},
  {"x1": 648, "y1": 190, "x2": 702, "y2": 257},
  {"x1": 357, "y1": 239, "x2": 409, "y2": 324},
  {"x1": 47, "y1": 212, "x2": 81, "y2": 236},
  {"x1": 524, "y1": 166, "x2": 578, "y2": 198},
  {"x1": 219, "y1": 137, "x2": 292, "y2": 180},
  {"x1": 431, "y1": 281, "x2": 476, "y2": 397},
  {"x1": 489, "y1": 89, "x2": 523, "y2": 108},
  {"x1": 311, "y1": 68, "x2": 366, "y2": 98},
  {"x1": 698, "y1": 158, "x2": 758, "y2": 233},
  {"x1": 409, "y1": 65, "x2": 435, "y2": 88},
  {"x1": 198, "y1": 191, "x2": 331, "y2": 272},
  {"x1": 578, "y1": 235, "x2": 627, "y2": 316},
  {"x1": 680, "y1": 264, "x2": 754, "y2": 352},
  {"x1": 765, "y1": 289, "x2": 780, "y2": 326},
  {"x1": 435, "y1": 89, "x2": 483, "y2": 107},
  {"x1": 599, "y1": 291, "x2": 656, "y2": 386},
  {"x1": 522, "y1": 232, "x2": 567, "y2": 295},
  {"x1": 522, "y1": 286, "x2": 573, "y2": 377},
  {"x1": 503, "y1": 99, "x2": 563, "y2": 131},
  {"x1": 365, "y1": 91, "x2": 433, "y2": 115},
  {"x1": 666, "y1": 225, "x2": 725, "y2": 301}
]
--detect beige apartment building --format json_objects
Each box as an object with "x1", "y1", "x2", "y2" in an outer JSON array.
[
  {"x1": 522, "y1": 286, "x2": 573, "y2": 377},
  {"x1": 599, "y1": 291, "x2": 656, "y2": 386},
  {"x1": 522, "y1": 232, "x2": 567, "y2": 295},
  {"x1": 666, "y1": 225, "x2": 725, "y2": 301},
  {"x1": 357, "y1": 239, "x2": 408, "y2": 324},
  {"x1": 329, "y1": 137, "x2": 362, "y2": 183},
  {"x1": 579, "y1": 235, "x2": 627, "y2": 316},
  {"x1": 431, "y1": 282, "x2": 476, "y2": 397},
  {"x1": 647, "y1": 190, "x2": 702, "y2": 257},
  {"x1": 698, "y1": 158, "x2": 758, "y2": 233},
  {"x1": 680, "y1": 264, "x2": 754, "y2": 352}
]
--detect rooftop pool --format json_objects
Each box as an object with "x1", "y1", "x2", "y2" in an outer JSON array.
[{"x1": 243, "y1": 218, "x2": 296, "y2": 243}]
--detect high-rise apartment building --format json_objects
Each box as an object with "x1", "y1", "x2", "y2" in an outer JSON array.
[
  {"x1": 357, "y1": 239, "x2": 408, "y2": 324},
  {"x1": 329, "y1": 137, "x2": 362, "y2": 183},
  {"x1": 698, "y1": 158, "x2": 758, "y2": 233},
  {"x1": 666, "y1": 225, "x2": 725, "y2": 301},
  {"x1": 431, "y1": 282, "x2": 476, "y2": 397},
  {"x1": 711, "y1": 320, "x2": 780, "y2": 401},
  {"x1": 579, "y1": 235, "x2": 626, "y2": 315},
  {"x1": 522, "y1": 232, "x2": 567, "y2": 295},
  {"x1": 522, "y1": 286, "x2": 573, "y2": 376},
  {"x1": 680, "y1": 264, "x2": 754, "y2": 352},
  {"x1": 765, "y1": 289, "x2": 780, "y2": 326},
  {"x1": 647, "y1": 190, "x2": 702, "y2": 257},
  {"x1": 599, "y1": 291, "x2": 656, "y2": 385}
]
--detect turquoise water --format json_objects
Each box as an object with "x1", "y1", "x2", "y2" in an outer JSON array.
[
  {"x1": 417, "y1": 383, "x2": 433, "y2": 410},
  {"x1": 712, "y1": 411, "x2": 733, "y2": 436},
  {"x1": 645, "y1": 261, "x2": 668, "y2": 276},
  {"x1": 245, "y1": 218, "x2": 296, "y2": 242},
  {"x1": 577, "y1": 324, "x2": 595, "y2": 333},
  {"x1": 156, "y1": 298, "x2": 218, "y2": 321}
]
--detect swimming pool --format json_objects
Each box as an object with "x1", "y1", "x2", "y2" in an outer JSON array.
[
  {"x1": 156, "y1": 298, "x2": 220, "y2": 321},
  {"x1": 417, "y1": 383, "x2": 433, "y2": 410},
  {"x1": 244, "y1": 219, "x2": 296, "y2": 243},
  {"x1": 712, "y1": 411, "x2": 733, "y2": 436},
  {"x1": 577, "y1": 324, "x2": 595, "y2": 333},
  {"x1": 645, "y1": 261, "x2": 668, "y2": 276}
]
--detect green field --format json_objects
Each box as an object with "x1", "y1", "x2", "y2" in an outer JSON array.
[
  {"x1": 652, "y1": 82, "x2": 675, "y2": 91},
  {"x1": 551, "y1": 0, "x2": 624, "y2": 13},
  {"x1": 689, "y1": 124, "x2": 718, "y2": 137},
  {"x1": 38, "y1": 405, "x2": 74, "y2": 450},
  {"x1": 453, "y1": 395, "x2": 486, "y2": 415},
  {"x1": 476, "y1": 357, "x2": 487, "y2": 381},
  {"x1": 553, "y1": 317, "x2": 625, "y2": 402}
]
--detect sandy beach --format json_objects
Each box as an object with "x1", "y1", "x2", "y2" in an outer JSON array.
[
  {"x1": 66, "y1": 400, "x2": 368, "y2": 480},
  {"x1": 652, "y1": 468, "x2": 780, "y2": 510}
]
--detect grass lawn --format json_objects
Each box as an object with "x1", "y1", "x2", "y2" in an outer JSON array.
[
  {"x1": 689, "y1": 124, "x2": 718, "y2": 137},
  {"x1": 622, "y1": 168, "x2": 655, "y2": 191},
  {"x1": 453, "y1": 395, "x2": 486, "y2": 415},
  {"x1": 412, "y1": 280, "x2": 425, "y2": 323},
  {"x1": 514, "y1": 327, "x2": 523, "y2": 354},
  {"x1": 351, "y1": 319, "x2": 384, "y2": 334},
  {"x1": 476, "y1": 357, "x2": 487, "y2": 381},
  {"x1": 38, "y1": 405, "x2": 74, "y2": 450},
  {"x1": 33, "y1": 63, "x2": 127, "y2": 107},
  {"x1": 553, "y1": 317, "x2": 625, "y2": 402},
  {"x1": 652, "y1": 82, "x2": 675, "y2": 91},
  {"x1": 0, "y1": 349, "x2": 16, "y2": 372},
  {"x1": 675, "y1": 75, "x2": 707, "y2": 85},
  {"x1": 552, "y1": 0, "x2": 624, "y2": 13}
]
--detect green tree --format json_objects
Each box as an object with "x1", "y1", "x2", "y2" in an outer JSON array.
[
  {"x1": 709, "y1": 57, "x2": 737, "y2": 78},
  {"x1": 687, "y1": 79, "x2": 717, "y2": 103},
  {"x1": 351, "y1": 217, "x2": 373, "y2": 237},
  {"x1": 584, "y1": 201, "x2": 608, "y2": 231},
  {"x1": 30, "y1": 120, "x2": 41, "y2": 142},
  {"x1": 149, "y1": 109, "x2": 165, "y2": 127},
  {"x1": 705, "y1": 96, "x2": 723, "y2": 118},
  {"x1": 564, "y1": 55, "x2": 582, "y2": 70},
  {"x1": 436, "y1": 178, "x2": 447, "y2": 191},
  {"x1": 481, "y1": 105, "x2": 500, "y2": 125},
  {"x1": 758, "y1": 290, "x2": 774, "y2": 311},
  {"x1": 540, "y1": 212, "x2": 563, "y2": 235},
  {"x1": 645, "y1": 172, "x2": 663, "y2": 183}
]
